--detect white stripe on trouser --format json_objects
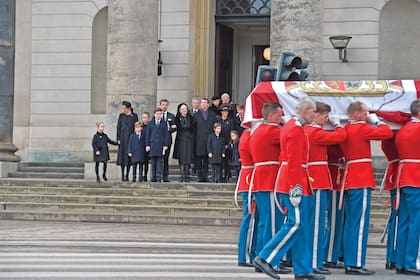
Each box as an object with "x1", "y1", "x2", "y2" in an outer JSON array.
[
  {"x1": 266, "y1": 205, "x2": 300, "y2": 263},
  {"x1": 417, "y1": 235, "x2": 420, "y2": 270},
  {"x1": 357, "y1": 188, "x2": 368, "y2": 267},
  {"x1": 270, "y1": 192, "x2": 276, "y2": 237},
  {"x1": 245, "y1": 213, "x2": 255, "y2": 263},
  {"x1": 393, "y1": 216, "x2": 398, "y2": 251},
  {"x1": 312, "y1": 190, "x2": 321, "y2": 268},
  {"x1": 327, "y1": 191, "x2": 337, "y2": 261}
]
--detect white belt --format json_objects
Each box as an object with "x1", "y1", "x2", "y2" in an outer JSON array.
[
  {"x1": 307, "y1": 161, "x2": 328, "y2": 167},
  {"x1": 399, "y1": 159, "x2": 420, "y2": 163},
  {"x1": 388, "y1": 158, "x2": 400, "y2": 164},
  {"x1": 241, "y1": 165, "x2": 255, "y2": 169},
  {"x1": 281, "y1": 161, "x2": 308, "y2": 168},
  {"x1": 254, "y1": 161, "x2": 280, "y2": 167},
  {"x1": 338, "y1": 158, "x2": 372, "y2": 210}
]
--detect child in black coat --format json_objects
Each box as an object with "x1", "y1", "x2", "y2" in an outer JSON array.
[
  {"x1": 226, "y1": 130, "x2": 240, "y2": 180},
  {"x1": 92, "y1": 121, "x2": 118, "y2": 183},
  {"x1": 128, "y1": 122, "x2": 147, "y2": 182},
  {"x1": 207, "y1": 122, "x2": 225, "y2": 183}
]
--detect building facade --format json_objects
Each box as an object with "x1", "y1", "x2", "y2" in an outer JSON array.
[{"x1": 9, "y1": 0, "x2": 420, "y2": 162}]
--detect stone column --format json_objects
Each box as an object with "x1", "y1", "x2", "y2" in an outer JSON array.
[
  {"x1": 270, "y1": 0, "x2": 322, "y2": 80},
  {"x1": 106, "y1": 0, "x2": 159, "y2": 132},
  {"x1": 0, "y1": 0, "x2": 20, "y2": 176}
]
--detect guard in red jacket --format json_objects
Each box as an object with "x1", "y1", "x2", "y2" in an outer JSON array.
[
  {"x1": 236, "y1": 129, "x2": 257, "y2": 266},
  {"x1": 249, "y1": 102, "x2": 284, "y2": 262},
  {"x1": 395, "y1": 99, "x2": 420, "y2": 275},
  {"x1": 324, "y1": 144, "x2": 345, "y2": 269},
  {"x1": 340, "y1": 101, "x2": 392, "y2": 275},
  {"x1": 381, "y1": 134, "x2": 399, "y2": 271},
  {"x1": 254, "y1": 98, "x2": 326, "y2": 280},
  {"x1": 305, "y1": 102, "x2": 347, "y2": 275}
]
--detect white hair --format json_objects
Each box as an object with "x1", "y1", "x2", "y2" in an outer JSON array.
[{"x1": 296, "y1": 97, "x2": 316, "y2": 112}]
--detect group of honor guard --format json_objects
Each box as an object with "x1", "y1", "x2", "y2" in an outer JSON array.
[{"x1": 235, "y1": 97, "x2": 420, "y2": 279}]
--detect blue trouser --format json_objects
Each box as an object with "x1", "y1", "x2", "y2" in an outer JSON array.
[
  {"x1": 386, "y1": 189, "x2": 397, "y2": 263},
  {"x1": 150, "y1": 156, "x2": 163, "y2": 180},
  {"x1": 324, "y1": 190, "x2": 344, "y2": 263},
  {"x1": 259, "y1": 194, "x2": 312, "y2": 275},
  {"x1": 308, "y1": 189, "x2": 328, "y2": 269},
  {"x1": 254, "y1": 191, "x2": 283, "y2": 255},
  {"x1": 343, "y1": 188, "x2": 371, "y2": 268},
  {"x1": 238, "y1": 192, "x2": 258, "y2": 264},
  {"x1": 396, "y1": 187, "x2": 420, "y2": 270}
]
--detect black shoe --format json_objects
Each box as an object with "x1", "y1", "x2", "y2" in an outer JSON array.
[
  {"x1": 397, "y1": 268, "x2": 420, "y2": 275},
  {"x1": 274, "y1": 266, "x2": 292, "y2": 274},
  {"x1": 295, "y1": 273, "x2": 326, "y2": 279},
  {"x1": 143, "y1": 176, "x2": 148, "y2": 182},
  {"x1": 102, "y1": 175, "x2": 108, "y2": 181},
  {"x1": 184, "y1": 176, "x2": 190, "y2": 182},
  {"x1": 281, "y1": 260, "x2": 293, "y2": 267},
  {"x1": 125, "y1": 175, "x2": 129, "y2": 181},
  {"x1": 324, "y1": 261, "x2": 344, "y2": 269},
  {"x1": 338, "y1": 256, "x2": 344, "y2": 262},
  {"x1": 131, "y1": 178, "x2": 136, "y2": 183},
  {"x1": 198, "y1": 178, "x2": 205, "y2": 182},
  {"x1": 179, "y1": 176, "x2": 184, "y2": 182},
  {"x1": 253, "y1": 257, "x2": 280, "y2": 279},
  {"x1": 96, "y1": 177, "x2": 100, "y2": 183},
  {"x1": 121, "y1": 176, "x2": 126, "y2": 182},
  {"x1": 151, "y1": 178, "x2": 157, "y2": 182},
  {"x1": 313, "y1": 267, "x2": 331, "y2": 275},
  {"x1": 163, "y1": 177, "x2": 170, "y2": 182},
  {"x1": 238, "y1": 262, "x2": 254, "y2": 267},
  {"x1": 345, "y1": 266, "x2": 375, "y2": 275},
  {"x1": 386, "y1": 262, "x2": 396, "y2": 270}
]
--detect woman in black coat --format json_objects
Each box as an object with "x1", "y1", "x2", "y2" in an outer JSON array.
[
  {"x1": 116, "y1": 101, "x2": 139, "y2": 181},
  {"x1": 173, "y1": 103, "x2": 194, "y2": 182},
  {"x1": 92, "y1": 121, "x2": 118, "y2": 183}
]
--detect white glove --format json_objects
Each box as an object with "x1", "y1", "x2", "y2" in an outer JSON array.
[
  {"x1": 367, "y1": 113, "x2": 380, "y2": 125},
  {"x1": 329, "y1": 115, "x2": 341, "y2": 127},
  {"x1": 281, "y1": 116, "x2": 291, "y2": 125},
  {"x1": 289, "y1": 184, "x2": 303, "y2": 207}
]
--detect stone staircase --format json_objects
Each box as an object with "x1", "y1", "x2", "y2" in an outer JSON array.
[{"x1": 0, "y1": 163, "x2": 391, "y2": 232}]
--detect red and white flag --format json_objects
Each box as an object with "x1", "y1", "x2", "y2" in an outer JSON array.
[{"x1": 244, "y1": 80, "x2": 420, "y2": 128}]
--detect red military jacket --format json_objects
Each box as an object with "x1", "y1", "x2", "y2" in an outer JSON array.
[
  {"x1": 395, "y1": 119, "x2": 420, "y2": 187},
  {"x1": 381, "y1": 135, "x2": 399, "y2": 191},
  {"x1": 276, "y1": 117, "x2": 311, "y2": 195},
  {"x1": 237, "y1": 130, "x2": 253, "y2": 192},
  {"x1": 305, "y1": 124, "x2": 347, "y2": 190},
  {"x1": 340, "y1": 121, "x2": 392, "y2": 190},
  {"x1": 327, "y1": 144, "x2": 345, "y2": 191},
  {"x1": 249, "y1": 123, "x2": 281, "y2": 192}
]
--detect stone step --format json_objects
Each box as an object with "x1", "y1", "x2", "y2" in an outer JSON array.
[
  {"x1": 17, "y1": 166, "x2": 84, "y2": 174},
  {"x1": 8, "y1": 172, "x2": 84, "y2": 179},
  {"x1": 19, "y1": 162, "x2": 85, "y2": 168},
  {"x1": 0, "y1": 211, "x2": 241, "y2": 226},
  {"x1": 0, "y1": 202, "x2": 243, "y2": 218},
  {"x1": 0, "y1": 193, "x2": 237, "y2": 208},
  {"x1": 0, "y1": 186, "x2": 235, "y2": 199}
]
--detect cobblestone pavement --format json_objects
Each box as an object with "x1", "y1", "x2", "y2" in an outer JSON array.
[{"x1": 0, "y1": 220, "x2": 407, "y2": 279}]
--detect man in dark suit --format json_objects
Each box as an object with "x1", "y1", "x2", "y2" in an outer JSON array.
[
  {"x1": 146, "y1": 108, "x2": 170, "y2": 182},
  {"x1": 189, "y1": 97, "x2": 201, "y2": 175},
  {"x1": 193, "y1": 98, "x2": 216, "y2": 182},
  {"x1": 160, "y1": 99, "x2": 176, "y2": 182}
]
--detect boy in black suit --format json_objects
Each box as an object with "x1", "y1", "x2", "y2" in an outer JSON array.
[
  {"x1": 207, "y1": 122, "x2": 225, "y2": 183},
  {"x1": 146, "y1": 108, "x2": 170, "y2": 182},
  {"x1": 128, "y1": 122, "x2": 146, "y2": 182}
]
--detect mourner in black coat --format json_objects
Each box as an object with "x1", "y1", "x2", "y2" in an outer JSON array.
[
  {"x1": 160, "y1": 99, "x2": 176, "y2": 182},
  {"x1": 192, "y1": 98, "x2": 216, "y2": 182},
  {"x1": 116, "y1": 101, "x2": 139, "y2": 181},
  {"x1": 207, "y1": 124, "x2": 225, "y2": 183},
  {"x1": 216, "y1": 104, "x2": 234, "y2": 182},
  {"x1": 141, "y1": 112, "x2": 151, "y2": 182},
  {"x1": 146, "y1": 108, "x2": 170, "y2": 182},
  {"x1": 173, "y1": 103, "x2": 194, "y2": 182},
  {"x1": 128, "y1": 122, "x2": 147, "y2": 182},
  {"x1": 92, "y1": 122, "x2": 118, "y2": 183}
]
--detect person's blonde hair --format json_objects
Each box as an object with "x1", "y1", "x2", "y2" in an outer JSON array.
[{"x1": 96, "y1": 121, "x2": 104, "y2": 127}]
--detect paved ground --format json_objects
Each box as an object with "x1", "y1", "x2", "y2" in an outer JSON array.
[{"x1": 0, "y1": 220, "x2": 407, "y2": 279}]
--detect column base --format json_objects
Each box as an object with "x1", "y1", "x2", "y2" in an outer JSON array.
[
  {"x1": 0, "y1": 162, "x2": 18, "y2": 178},
  {"x1": 0, "y1": 143, "x2": 20, "y2": 162}
]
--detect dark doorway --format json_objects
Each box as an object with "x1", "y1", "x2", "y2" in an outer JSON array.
[{"x1": 214, "y1": 23, "x2": 233, "y2": 97}]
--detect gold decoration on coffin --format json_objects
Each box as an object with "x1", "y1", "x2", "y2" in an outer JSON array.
[{"x1": 285, "y1": 81, "x2": 404, "y2": 97}]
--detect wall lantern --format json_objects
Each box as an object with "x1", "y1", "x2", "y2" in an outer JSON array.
[{"x1": 328, "y1": 35, "x2": 352, "y2": 62}]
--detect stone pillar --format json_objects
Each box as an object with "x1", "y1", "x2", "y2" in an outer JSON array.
[
  {"x1": 106, "y1": 0, "x2": 159, "y2": 133},
  {"x1": 270, "y1": 0, "x2": 323, "y2": 80},
  {"x1": 0, "y1": 0, "x2": 20, "y2": 176}
]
